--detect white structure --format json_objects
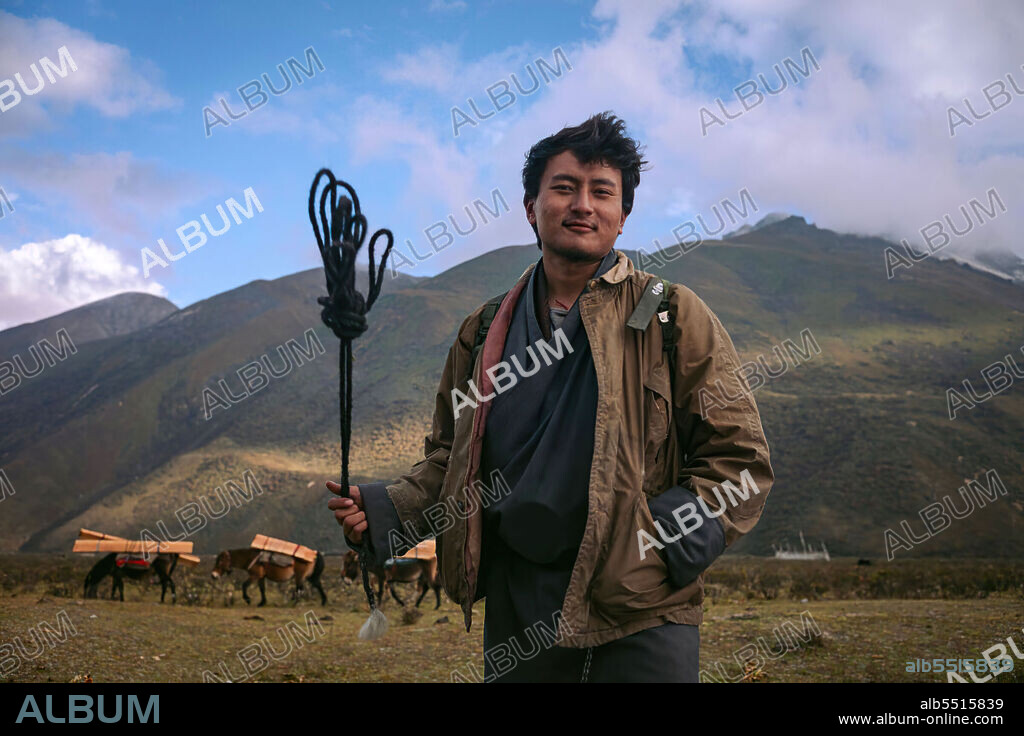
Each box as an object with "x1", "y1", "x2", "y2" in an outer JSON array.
[{"x1": 772, "y1": 530, "x2": 830, "y2": 561}]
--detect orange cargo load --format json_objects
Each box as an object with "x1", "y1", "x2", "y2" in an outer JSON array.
[
  {"x1": 399, "y1": 538, "x2": 436, "y2": 560},
  {"x1": 72, "y1": 539, "x2": 194, "y2": 555},
  {"x1": 249, "y1": 534, "x2": 317, "y2": 563}
]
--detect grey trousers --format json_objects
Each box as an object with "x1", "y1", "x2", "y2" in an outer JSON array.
[{"x1": 482, "y1": 617, "x2": 700, "y2": 683}]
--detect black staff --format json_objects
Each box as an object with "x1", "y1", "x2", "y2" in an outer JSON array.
[{"x1": 309, "y1": 168, "x2": 393, "y2": 639}]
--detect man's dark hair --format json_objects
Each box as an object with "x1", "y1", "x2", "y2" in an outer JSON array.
[{"x1": 521, "y1": 111, "x2": 649, "y2": 249}]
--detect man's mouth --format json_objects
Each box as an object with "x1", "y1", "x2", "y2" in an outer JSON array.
[{"x1": 565, "y1": 222, "x2": 594, "y2": 232}]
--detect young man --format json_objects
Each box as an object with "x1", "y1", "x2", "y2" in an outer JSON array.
[{"x1": 327, "y1": 112, "x2": 774, "y2": 682}]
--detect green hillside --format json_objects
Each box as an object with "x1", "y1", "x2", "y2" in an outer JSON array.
[{"x1": 1, "y1": 218, "x2": 1021, "y2": 557}]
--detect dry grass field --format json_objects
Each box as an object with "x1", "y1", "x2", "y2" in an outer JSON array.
[{"x1": 1, "y1": 554, "x2": 1022, "y2": 683}]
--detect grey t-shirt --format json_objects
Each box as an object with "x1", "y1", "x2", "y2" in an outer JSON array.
[{"x1": 549, "y1": 306, "x2": 570, "y2": 332}]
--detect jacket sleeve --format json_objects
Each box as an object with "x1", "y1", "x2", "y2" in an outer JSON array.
[
  {"x1": 366, "y1": 312, "x2": 477, "y2": 551},
  {"x1": 348, "y1": 481, "x2": 404, "y2": 567},
  {"x1": 647, "y1": 286, "x2": 774, "y2": 588}
]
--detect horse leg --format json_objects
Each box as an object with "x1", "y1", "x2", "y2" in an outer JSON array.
[
  {"x1": 313, "y1": 578, "x2": 327, "y2": 606},
  {"x1": 242, "y1": 579, "x2": 251, "y2": 605},
  {"x1": 415, "y1": 578, "x2": 428, "y2": 608},
  {"x1": 258, "y1": 577, "x2": 267, "y2": 607},
  {"x1": 389, "y1": 580, "x2": 406, "y2": 607},
  {"x1": 434, "y1": 582, "x2": 442, "y2": 610}
]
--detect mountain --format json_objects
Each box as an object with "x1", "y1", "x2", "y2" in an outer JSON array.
[
  {"x1": 0, "y1": 292, "x2": 178, "y2": 357},
  {"x1": 963, "y1": 250, "x2": 1024, "y2": 284},
  {"x1": 1, "y1": 223, "x2": 1021, "y2": 558},
  {"x1": 722, "y1": 211, "x2": 795, "y2": 239}
]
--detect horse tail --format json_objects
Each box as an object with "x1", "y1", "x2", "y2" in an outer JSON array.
[
  {"x1": 169, "y1": 553, "x2": 179, "y2": 575},
  {"x1": 312, "y1": 550, "x2": 324, "y2": 581}
]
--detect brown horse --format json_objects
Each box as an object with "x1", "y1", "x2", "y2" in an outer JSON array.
[
  {"x1": 84, "y1": 552, "x2": 180, "y2": 603},
  {"x1": 211, "y1": 548, "x2": 326, "y2": 606},
  {"x1": 342, "y1": 550, "x2": 441, "y2": 609}
]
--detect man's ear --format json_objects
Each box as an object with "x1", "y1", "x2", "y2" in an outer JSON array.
[
  {"x1": 524, "y1": 195, "x2": 536, "y2": 226},
  {"x1": 619, "y1": 209, "x2": 628, "y2": 234}
]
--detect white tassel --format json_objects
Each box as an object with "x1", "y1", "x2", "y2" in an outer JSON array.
[{"x1": 358, "y1": 608, "x2": 389, "y2": 640}]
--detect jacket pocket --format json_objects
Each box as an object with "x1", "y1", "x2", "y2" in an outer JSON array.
[
  {"x1": 591, "y1": 494, "x2": 671, "y2": 619},
  {"x1": 642, "y1": 373, "x2": 672, "y2": 493}
]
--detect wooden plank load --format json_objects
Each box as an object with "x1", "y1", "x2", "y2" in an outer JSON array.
[
  {"x1": 73, "y1": 529, "x2": 200, "y2": 566},
  {"x1": 72, "y1": 539, "x2": 194, "y2": 555},
  {"x1": 250, "y1": 534, "x2": 317, "y2": 563},
  {"x1": 399, "y1": 538, "x2": 436, "y2": 560},
  {"x1": 78, "y1": 528, "x2": 121, "y2": 541}
]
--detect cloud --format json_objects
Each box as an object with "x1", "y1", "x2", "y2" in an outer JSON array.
[
  {"x1": 0, "y1": 234, "x2": 168, "y2": 330},
  {"x1": 582, "y1": 0, "x2": 1024, "y2": 255},
  {"x1": 380, "y1": 43, "x2": 462, "y2": 95},
  {"x1": 0, "y1": 10, "x2": 180, "y2": 138},
  {"x1": 1, "y1": 150, "x2": 211, "y2": 242},
  {"x1": 429, "y1": 0, "x2": 467, "y2": 10},
  {"x1": 359, "y1": 0, "x2": 1024, "y2": 261},
  {"x1": 200, "y1": 83, "x2": 344, "y2": 145}
]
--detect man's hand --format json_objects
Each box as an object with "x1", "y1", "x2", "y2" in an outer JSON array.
[{"x1": 326, "y1": 482, "x2": 366, "y2": 545}]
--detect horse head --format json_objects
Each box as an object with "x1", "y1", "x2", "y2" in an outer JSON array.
[
  {"x1": 210, "y1": 549, "x2": 232, "y2": 579},
  {"x1": 83, "y1": 553, "x2": 116, "y2": 597},
  {"x1": 342, "y1": 550, "x2": 359, "y2": 581}
]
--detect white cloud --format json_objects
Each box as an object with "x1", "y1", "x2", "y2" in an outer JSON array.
[
  {"x1": 356, "y1": 0, "x2": 1024, "y2": 262},
  {"x1": 0, "y1": 234, "x2": 167, "y2": 330},
  {"x1": 380, "y1": 42, "x2": 461, "y2": 95},
  {"x1": 0, "y1": 10, "x2": 180, "y2": 137},
  {"x1": 2, "y1": 150, "x2": 210, "y2": 242},
  {"x1": 200, "y1": 83, "x2": 344, "y2": 144}
]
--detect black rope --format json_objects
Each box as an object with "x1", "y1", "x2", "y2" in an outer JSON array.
[{"x1": 308, "y1": 168, "x2": 393, "y2": 616}]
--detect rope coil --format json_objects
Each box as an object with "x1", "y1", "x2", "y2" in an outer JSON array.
[{"x1": 308, "y1": 169, "x2": 393, "y2": 634}]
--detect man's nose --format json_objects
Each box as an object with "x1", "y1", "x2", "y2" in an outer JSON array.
[{"x1": 570, "y1": 189, "x2": 596, "y2": 214}]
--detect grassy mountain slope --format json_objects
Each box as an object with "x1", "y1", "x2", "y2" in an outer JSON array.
[{"x1": 1, "y1": 222, "x2": 1020, "y2": 557}]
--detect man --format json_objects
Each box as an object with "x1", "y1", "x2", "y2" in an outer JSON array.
[{"x1": 327, "y1": 112, "x2": 774, "y2": 682}]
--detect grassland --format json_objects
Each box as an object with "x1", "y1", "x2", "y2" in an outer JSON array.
[{"x1": 1, "y1": 554, "x2": 1021, "y2": 683}]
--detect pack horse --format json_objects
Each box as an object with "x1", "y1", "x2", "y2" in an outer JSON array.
[
  {"x1": 343, "y1": 538, "x2": 442, "y2": 609},
  {"x1": 74, "y1": 529, "x2": 199, "y2": 603},
  {"x1": 211, "y1": 534, "x2": 327, "y2": 606}
]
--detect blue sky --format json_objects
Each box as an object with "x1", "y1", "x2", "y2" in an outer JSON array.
[{"x1": 1, "y1": 0, "x2": 1021, "y2": 328}]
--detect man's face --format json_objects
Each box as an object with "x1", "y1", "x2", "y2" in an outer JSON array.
[{"x1": 525, "y1": 150, "x2": 627, "y2": 262}]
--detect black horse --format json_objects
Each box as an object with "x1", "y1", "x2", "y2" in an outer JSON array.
[
  {"x1": 83, "y1": 553, "x2": 116, "y2": 598},
  {"x1": 83, "y1": 552, "x2": 180, "y2": 603}
]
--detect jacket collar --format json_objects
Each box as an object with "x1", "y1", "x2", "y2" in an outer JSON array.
[
  {"x1": 517, "y1": 247, "x2": 634, "y2": 287},
  {"x1": 598, "y1": 248, "x2": 634, "y2": 284}
]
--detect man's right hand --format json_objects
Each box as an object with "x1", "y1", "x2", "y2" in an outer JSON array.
[{"x1": 326, "y1": 482, "x2": 366, "y2": 545}]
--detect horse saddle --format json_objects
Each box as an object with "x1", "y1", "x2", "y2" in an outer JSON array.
[
  {"x1": 115, "y1": 555, "x2": 150, "y2": 569},
  {"x1": 255, "y1": 551, "x2": 294, "y2": 567},
  {"x1": 384, "y1": 557, "x2": 422, "y2": 571}
]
